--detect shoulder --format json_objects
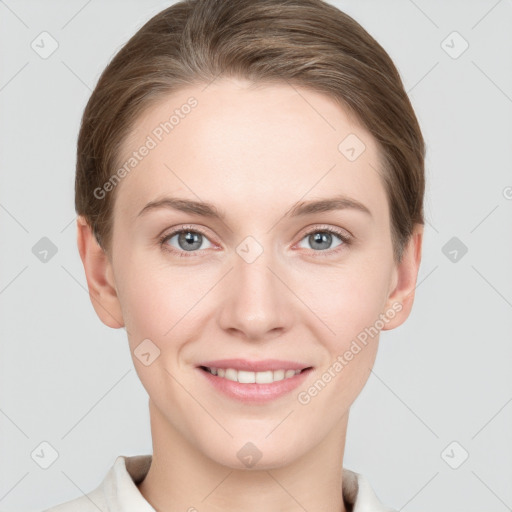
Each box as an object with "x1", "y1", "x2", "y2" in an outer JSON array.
[
  {"x1": 42, "y1": 454, "x2": 153, "y2": 512},
  {"x1": 41, "y1": 485, "x2": 107, "y2": 512}
]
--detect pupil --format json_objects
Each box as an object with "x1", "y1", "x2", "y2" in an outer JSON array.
[
  {"x1": 180, "y1": 231, "x2": 201, "y2": 251},
  {"x1": 311, "y1": 232, "x2": 331, "y2": 250}
]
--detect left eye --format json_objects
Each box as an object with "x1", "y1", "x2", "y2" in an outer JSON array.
[{"x1": 297, "y1": 229, "x2": 348, "y2": 251}]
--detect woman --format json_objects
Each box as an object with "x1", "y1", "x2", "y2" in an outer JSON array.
[{"x1": 46, "y1": 0, "x2": 424, "y2": 510}]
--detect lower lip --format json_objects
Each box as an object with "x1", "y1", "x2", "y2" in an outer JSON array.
[{"x1": 197, "y1": 367, "x2": 313, "y2": 403}]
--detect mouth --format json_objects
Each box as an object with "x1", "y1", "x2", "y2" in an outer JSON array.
[
  {"x1": 198, "y1": 365, "x2": 313, "y2": 384},
  {"x1": 196, "y1": 359, "x2": 314, "y2": 403}
]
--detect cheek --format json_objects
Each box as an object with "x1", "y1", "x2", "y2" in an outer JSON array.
[
  {"x1": 115, "y1": 255, "x2": 216, "y2": 350},
  {"x1": 114, "y1": 255, "x2": 167, "y2": 342},
  {"x1": 294, "y1": 269, "x2": 387, "y2": 414},
  {"x1": 299, "y1": 261, "x2": 390, "y2": 346}
]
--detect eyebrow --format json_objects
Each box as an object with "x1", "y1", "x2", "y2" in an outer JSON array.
[{"x1": 137, "y1": 194, "x2": 372, "y2": 220}]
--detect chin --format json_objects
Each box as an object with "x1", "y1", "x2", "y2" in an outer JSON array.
[{"x1": 201, "y1": 435, "x2": 306, "y2": 471}]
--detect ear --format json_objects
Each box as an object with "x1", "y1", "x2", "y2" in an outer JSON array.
[
  {"x1": 381, "y1": 223, "x2": 424, "y2": 331},
  {"x1": 76, "y1": 216, "x2": 124, "y2": 329}
]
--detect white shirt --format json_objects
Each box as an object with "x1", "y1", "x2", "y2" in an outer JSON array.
[{"x1": 43, "y1": 454, "x2": 397, "y2": 512}]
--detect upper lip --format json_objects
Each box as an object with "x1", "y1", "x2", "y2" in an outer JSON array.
[{"x1": 198, "y1": 359, "x2": 312, "y2": 372}]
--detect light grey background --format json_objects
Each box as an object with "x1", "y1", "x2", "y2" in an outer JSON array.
[{"x1": 1, "y1": 1, "x2": 511, "y2": 511}]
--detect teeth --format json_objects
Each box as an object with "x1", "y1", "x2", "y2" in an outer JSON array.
[{"x1": 205, "y1": 367, "x2": 302, "y2": 384}]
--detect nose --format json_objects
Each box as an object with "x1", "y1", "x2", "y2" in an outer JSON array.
[{"x1": 217, "y1": 243, "x2": 295, "y2": 342}]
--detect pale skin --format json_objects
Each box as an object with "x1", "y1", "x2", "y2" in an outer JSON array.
[{"x1": 77, "y1": 78, "x2": 423, "y2": 512}]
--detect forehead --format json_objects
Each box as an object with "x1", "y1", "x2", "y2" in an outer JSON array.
[{"x1": 113, "y1": 78, "x2": 387, "y2": 223}]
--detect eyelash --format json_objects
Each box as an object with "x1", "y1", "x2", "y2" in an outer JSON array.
[{"x1": 158, "y1": 224, "x2": 352, "y2": 258}]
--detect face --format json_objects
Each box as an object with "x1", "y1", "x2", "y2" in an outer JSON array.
[{"x1": 84, "y1": 77, "x2": 421, "y2": 470}]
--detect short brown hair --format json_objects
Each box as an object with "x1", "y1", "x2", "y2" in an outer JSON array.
[{"x1": 75, "y1": 0, "x2": 425, "y2": 263}]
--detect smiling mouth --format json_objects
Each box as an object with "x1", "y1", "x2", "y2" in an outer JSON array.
[{"x1": 199, "y1": 366, "x2": 313, "y2": 384}]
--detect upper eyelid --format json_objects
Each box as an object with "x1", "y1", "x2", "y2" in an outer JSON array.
[{"x1": 161, "y1": 225, "x2": 215, "y2": 243}]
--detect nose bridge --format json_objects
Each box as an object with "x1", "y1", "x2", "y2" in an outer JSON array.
[{"x1": 217, "y1": 234, "x2": 291, "y2": 339}]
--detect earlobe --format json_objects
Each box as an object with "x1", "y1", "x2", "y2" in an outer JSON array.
[
  {"x1": 381, "y1": 224, "x2": 424, "y2": 331},
  {"x1": 76, "y1": 216, "x2": 124, "y2": 329}
]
